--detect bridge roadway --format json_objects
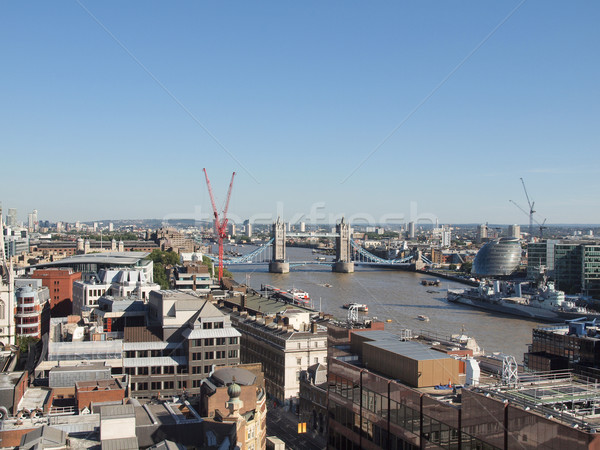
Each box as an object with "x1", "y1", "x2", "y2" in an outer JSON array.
[{"x1": 220, "y1": 259, "x2": 414, "y2": 269}]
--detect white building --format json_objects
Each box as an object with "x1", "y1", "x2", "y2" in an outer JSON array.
[
  {"x1": 0, "y1": 208, "x2": 15, "y2": 346},
  {"x1": 441, "y1": 225, "x2": 452, "y2": 248},
  {"x1": 229, "y1": 308, "x2": 328, "y2": 408},
  {"x1": 73, "y1": 269, "x2": 160, "y2": 316},
  {"x1": 508, "y1": 224, "x2": 521, "y2": 239}
]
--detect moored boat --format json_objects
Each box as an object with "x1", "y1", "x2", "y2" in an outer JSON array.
[{"x1": 343, "y1": 303, "x2": 368, "y2": 312}]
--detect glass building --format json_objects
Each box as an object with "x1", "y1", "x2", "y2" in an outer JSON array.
[{"x1": 472, "y1": 238, "x2": 521, "y2": 276}]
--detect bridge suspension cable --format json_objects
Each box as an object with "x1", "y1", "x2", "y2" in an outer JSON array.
[{"x1": 349, "y1": 239, "x2": 414, "y2": 265}]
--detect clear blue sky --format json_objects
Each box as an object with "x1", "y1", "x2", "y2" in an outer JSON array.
[{"x1": 1, "y1": 1, "x2": 599, "y2": 225}]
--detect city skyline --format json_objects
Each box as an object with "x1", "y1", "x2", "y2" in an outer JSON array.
[{"x1": 2, "y1": 1, "x2": 599, "y2": 223}]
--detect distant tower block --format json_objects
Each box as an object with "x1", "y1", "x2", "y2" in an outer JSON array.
[
  {"x1": 408, "y1": 221, "x2": 415, "y2": 239},
  {"x1": 333, "y1": 217, "x2": 354, "y2": 273},
  {"x1": 269, "y1": 217, "x2": 289, "y2": 273}
]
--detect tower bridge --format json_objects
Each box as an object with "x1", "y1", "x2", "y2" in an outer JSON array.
[{"x1": 206, "y1": 217, "x2": 427, "y2": 274}]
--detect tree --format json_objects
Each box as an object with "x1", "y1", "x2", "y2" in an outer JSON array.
[
  {"x1": 449, "y1": 264, "x2": 457, "y2": 271},
  {"x1": 461, "y1": 261, "x2": 473, "y2": 273},
  {"x1": 148, "y1": 249, "x2": 180, "y2": 266},
  {"x1": 147, "y1": 250, "x2": 179, "y2": 289}
]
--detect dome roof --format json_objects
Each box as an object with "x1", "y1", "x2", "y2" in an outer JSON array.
[
  {"x1": 472, "y1": 238, "x2": 521, "y2": 276},
  {"x1": 227, "y1": 380, "x2": 241, "y2": 399}
]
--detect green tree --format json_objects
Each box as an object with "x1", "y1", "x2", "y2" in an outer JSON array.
[
  {"x1": 449, "y1": 264, "x2": 457, "y2": 271},
  {"x1": 153, "y1": 262, "x2": 170, "y2": 289},
  {"x1": 17, "y1": 336, "x2": 39, "y2": 354},
  {"x1": 147, "y1": 250, "x2": 179, "y2": 289},
  {"x1": 461, "y1": 261, "x2": 473, "y2": 273}
]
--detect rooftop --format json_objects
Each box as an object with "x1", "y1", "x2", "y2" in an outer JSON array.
[
  {"x1": 34, "y1": 252, "x2": 150, "y2": 268},
  {"x1": 365, "y1": 339, "x2": 455, "y2": 361}
]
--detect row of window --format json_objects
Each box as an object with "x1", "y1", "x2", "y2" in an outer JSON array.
[
  {"x1": 192, "y1": 350, "x2": 238, "y2": 360},
  {"x1": 124, "y1": 349, "x2": 185, "y2": 358},
  {"x1": 191, "y1": 337, "x2": 238, "y2": 347},
  {"x1": 126, "y1": 366, "x2": 186, "y2": 375},
  {"x1": 202, "y1": 321, "x2": 224, "y2": 329}
]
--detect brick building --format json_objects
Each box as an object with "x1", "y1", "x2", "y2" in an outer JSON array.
[{"x1": 31, "y1": 268, "x2": 81, "y2": 317}]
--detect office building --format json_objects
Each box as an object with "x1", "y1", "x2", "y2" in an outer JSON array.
[
  {"x1": 472, "y1": 238, "x2": 521, "y2": 276},
  {"x1": 200, "y1": 364, "x2": 267, "y2": 450},
  {"x1": 328, "y1": 329, "x2": 600, "y2": 449},
  {"x1": 7, "y1": 208, "x2": 18, "y2": 228},
  {"x1": 0, "y1": 211, "x2": 15, "y2": 346},
  {"x1": 228, "y1": 308, "x2": 328, "y2": 408},
  {"x1": 152, "y1": 227, "x2": 197, "y2": 253},
  {"x1": 72, "y1": 268, "x2": 159, "y2": 316},
  {"x1": 476, "y1": 223, "x2": 488, "y2": 243},
  {"x1": 124, "y1": 290, "x2": 241, "y2": 397},
  {"x1": 14, "y1": 279, "x2": 49, "y2": 339},
  {"x1": 32, "y1": 268, "x2": 81, "y2": 317},
  {"x1": 407, "y1": 221, "x2": 415, "y2": 239},
  {"x1": 244, "y1": 220, "x2": 252, "y2": 238},
  {"x1": 441, "y1": 225, "x2": 451, "y2": 248},
  {"x1": 508, "y1": 224, "x2": 521, "y2": 239},
  {"x1": 528, "y1": 241, "x2": 600, "y2": 297},
  {"x1": 34, "y1": 252, "x2": 154, "y2": 281}
]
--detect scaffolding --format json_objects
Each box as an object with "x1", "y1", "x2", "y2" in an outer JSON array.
[{"x1": 478, "y1": 370, "x2": 600, "y2": 432}]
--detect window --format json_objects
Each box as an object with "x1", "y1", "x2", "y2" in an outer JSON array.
[
  {"x1": 178, "y1": 381, "x2": 187, "y2": 389},
  {"x1": 138, "y1": 367, "x2": 148, "y2": 375},
  {"x1": 151, "y1": 382, "x2": 161, "y2": 390},
  {"x1": 214, "y1": 321, "x2": 224, "y2": 329},
  {"x1": 228, "y1": 349, "x2": 238, "y2": 358},
  {"x1": 216, "y1": 337, "x2": 226, "y2": 345},
  {"x1": 229, "y1": 337, "x2": 238, "y2": 345},
  {"x1": 203, "y1": 322, "x2": 213, "y2": 329},
  {"x1": 297, "y1": 358, "x2": 302, "y2": 365},
  {"x1": 205, "y1": 351, "x2": 214, "y2": 360},
  {"x1": 192, "y1": 352, "x2": 202, "y2": 361},
  {"x1": 193, "y1": 380, "x2": 201, "y2": 388},
  {"x1": 216, "y1": 351, "x2": 226, "y2": 359},
  {"x1": 314, "y1": 357, "x2": 318, "y2": 364},
  {"x1": 151, "y1": 366, "x2": 160, "y2": 375},
  {"x1": 193, "y1": 366, "x2": 202, "y2": 374},
  {"x1": 204, "y1": 338, "x2": 214, "y2": 346},
  {"x1": 204, "y1": 365, "x2": 212, "y2": 373}
]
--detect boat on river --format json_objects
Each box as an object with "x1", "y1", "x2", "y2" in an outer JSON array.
[
  {"x1": 343, "y1": 303, "x2": 368, "y2": 312},
  {"x1": 447, "y1": 280, "x2": 600, "y2": 322}
]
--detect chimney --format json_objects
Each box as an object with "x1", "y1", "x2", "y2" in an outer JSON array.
[
  {"x1": 192, "y1": 275, "x2": 197, "y2": 291},
  {"x1": 240, "y1": 295, "x2": 246, "y2": 311},
  {"x1": 311, "y1": 322, "x2": 318, "y2": 334}
]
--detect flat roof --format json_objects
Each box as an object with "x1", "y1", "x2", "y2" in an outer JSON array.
[
  {"x1": 101, "y1": 404, "x2": 135, "y2": 419},
  {"x1": 365, "y1": 340, "x2": 454, "y2": 361},
  {"x1": 50, "y1": 364, "x2": 110, "y2": 373},
  {"x1": 35, "y1": 252, "x2": 149, "y2": 268}
]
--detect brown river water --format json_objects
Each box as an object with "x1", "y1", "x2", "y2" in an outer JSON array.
[{"x1": 226, "y1": 245, "x2": 543, "y2": 361}]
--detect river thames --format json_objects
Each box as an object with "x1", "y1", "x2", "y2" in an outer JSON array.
[{"x1": 225, "y1": 245, "x2": 544, "y2": 360}]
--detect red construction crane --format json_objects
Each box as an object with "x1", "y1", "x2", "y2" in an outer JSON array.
[{"x1": 203, "y1": 168, "x2": 236, "y2": 282}]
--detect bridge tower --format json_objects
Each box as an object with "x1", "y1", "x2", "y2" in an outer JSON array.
[
  {"x1": 269, "y1": 217, "x2": 289, "y2": 273},
  {"x1": 333, "y1": 217, "x2": 354, "y2": 273}
]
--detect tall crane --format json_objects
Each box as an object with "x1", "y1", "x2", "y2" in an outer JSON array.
[
  {"x1": 203, "y1": 168, "x2": 236, "y2": 282},
  {"x1": 509, "y1": 200, "x2": 547, "y2": 239},
  {"x1": 519, "y1": 177, "x2": 535, "y2": 237}
]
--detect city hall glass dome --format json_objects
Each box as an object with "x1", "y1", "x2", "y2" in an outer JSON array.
[{"x1": 472, "y1": 238, "x2": 521, "y2": 276}]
